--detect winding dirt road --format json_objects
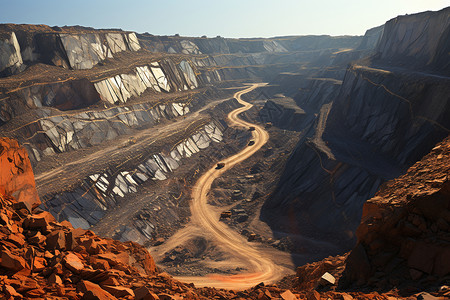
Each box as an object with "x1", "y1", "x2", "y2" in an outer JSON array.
[{"x1": 152, "y1": 83, "x2": 291, "y2": 289}]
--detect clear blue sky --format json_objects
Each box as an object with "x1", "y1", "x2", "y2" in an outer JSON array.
[{"x1": 0, "y1": 0, "x2": 448, "y2": 37}]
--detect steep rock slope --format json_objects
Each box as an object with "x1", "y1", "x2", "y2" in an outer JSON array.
[
  {"x1": 293, "y1": 135, "x2": 450, "y2": 299},
  {"x1": 0, "y1": 24, "x2": 141, "y2": 74},
  {"x1": 343, "y1": 135, "x2": 450, "y2": 292},
  {"x1": 262, "y1": 7, "x2": 450, "y2": 262},
  {"x1": 374, "y1": 7, "x2": 450, "y2": 70}
]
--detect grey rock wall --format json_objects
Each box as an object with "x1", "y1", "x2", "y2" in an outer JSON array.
[
  {"x1": 375, "y1": 7, "x2": 450, "y2": 70},
  {"x1": 0, "y1": 32, "x2": 24, "y2": 76},
  {"x1": 20, "y1": 100, "x2": 191, "y2": 164},
  {"x1": 263, "y1": 58, "x2": 450, "y2": 260},
  {"x1": 0, "y1": 28, "x2": 142, "y2": 74},
  {"x1": 40, "y1": 121, "x2": 224, "y2": 231},
  {"x1": 0, "y1": 59, "x2": 199, "y2": 123}
]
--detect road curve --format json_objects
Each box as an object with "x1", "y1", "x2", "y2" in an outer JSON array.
[{"x1": 172, "y1": 83, "x2": 287, "y2": 289}]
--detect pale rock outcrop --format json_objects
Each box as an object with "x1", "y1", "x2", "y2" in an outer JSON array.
[
  {"x1": 180, "y1": 40, "x2": 202, "y2": 54},
  {"x1": 0, "y1": 32, "x2": 23, "y2": 75},
  {"x1": 59, "y1": 33, "x2": 112, "y2": 70}
]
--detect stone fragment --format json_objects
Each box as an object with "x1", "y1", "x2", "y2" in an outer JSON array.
[
  {"x1": 318, "y1": 272, "x2": 336, "y2": 286},
  {"x1": 33, "y1": 257, "x2": 46, "y2": 272},
  {"x1": 1, "y1": 251, "x2": 26, "y2": 271},
  {"x1": 100, "y1": 276, "x2": 119, "y2": 286},
  {"x1": 134, "y1": 286, "x2": 160, "y2": 300},
  {"x1": 81, "y1": 238, "x2": 100, "y2": 254},
  {"x1": 78, "y1": 280, "x2": 117, "y2": 300},
  {"x1": 280, "y1": 290, "x2": 297, "y2": 300},
  {"x1": 416, "y1": 292, "x2": 439, "y2": 300},
  {"x1": 7, "y1": 234, "x2": 25, "y2": 247},
  {"x1": 338, "y1": 293, "x2": 354, "y2": 300},
  {"x1": 64, "y1": 252, "x2": 84, "y2": 272},
  {"x1": 4, "y1": 285, "x2": 21, "y2": 298},
  {"x1": 48, "y1": 273, "x2": 63, "y2": 285},
  {"x1": 46, "y1": 230, "x2": 66, "y2": 250},
  {"x1": 102, "y1": 285, "x2": 134, "y2": 298},
  {"x1": 29, "y1": 231, "x2": 46, "y2": 244}
]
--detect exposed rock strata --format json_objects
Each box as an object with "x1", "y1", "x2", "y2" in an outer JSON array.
[
  {"x1": 0, "y1": 31, "x2": 23, "y2": 76},
  {"x1": 262, "y1": 8, "x2": 450, "y2": 262},
  {"x1": 40, "y1": 121, "x2": 224, "y2": 230},
  {"x1": 0, "y1": 24, "x2": 142, "y2": 73},
  {"x1": 0, "y1": 58, "x2": 199, "y2": 123},
  {"x1": 375, "y1": 7, "x2": 450, "y2": 70}
]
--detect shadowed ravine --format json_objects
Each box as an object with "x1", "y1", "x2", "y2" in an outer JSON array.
[{"x1": 150, "y1": 83, "x2": 293, "y2": 289}]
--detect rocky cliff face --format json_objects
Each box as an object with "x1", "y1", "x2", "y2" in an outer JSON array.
[
  {"x1": 342, "y1": 135, "x2": 450, "y2": 292},
  {"x1": 293, "y1": 135, "x2": 450, "y2": 299},
  {"x1": 0, "y1": 24, "x2": 141, "y2": 74},
  {"x1": 374, "y1": 7, "x2": 450, "y2": 71},
  {"x1": 262, "y1": 8, "x2": 450, "y2": 263}
]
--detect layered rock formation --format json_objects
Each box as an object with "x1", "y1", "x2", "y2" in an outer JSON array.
[
  {"x1": 262, "y1": 7, "x2": 450, "y2": 262},
  {"x1": 0, "y1": 24, "x2": 141, "y2": 74},
  {"x1": 41, "y1": 120, "x2": 225, "y2": 231},
  {"x1": 138, "y1": 34, "x2": 362, "y2": 55},
  {"x1": 374, "y1": 7, "x2": 450, "y2": 70}
]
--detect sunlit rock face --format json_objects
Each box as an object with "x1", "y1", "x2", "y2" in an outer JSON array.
[
  {"x1": 59, "y1": 32, "x2": 141, "y2": 70},
  {"x1": 0, "y1": 25, "x2": 143, "y2": 75},
  {"x1": 0, "y1": 32, "x2": 23, "y2": 76}
]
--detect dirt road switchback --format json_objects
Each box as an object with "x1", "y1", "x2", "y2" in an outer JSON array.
[{"x1": 151, "y1": 83, "x2": 293, "y2": 289}]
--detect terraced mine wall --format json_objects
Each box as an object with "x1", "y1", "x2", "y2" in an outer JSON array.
[
  {"x1": 137, "y1": 33, "x2": 369, "y2": 84},
  {"x1": 0, "y1": 58, "x2": 199, "y2": 123},
  {"x1": 138, "y1": 34, "x2": 362, "y2": 55},
  {"x1": 0, "y1": 24, "x2": 141, "y2": 75},
  {"x1": 261, "y1": 7, "x2": 450, "y2": 263},
  {"x1": 9, "y1": 100, "x2": 193, "y2": 164},
  {"x1": 39, "y1": 120, "x2": 225, "y2": 239}
]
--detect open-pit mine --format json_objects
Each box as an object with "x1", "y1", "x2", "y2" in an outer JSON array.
[{"x1": 0, "y1": 6, "x2": 449, "y2": 300}]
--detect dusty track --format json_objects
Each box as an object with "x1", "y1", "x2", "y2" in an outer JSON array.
[{"x1": 151, "y1": 83, "x2": 292, "y2": 289}]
